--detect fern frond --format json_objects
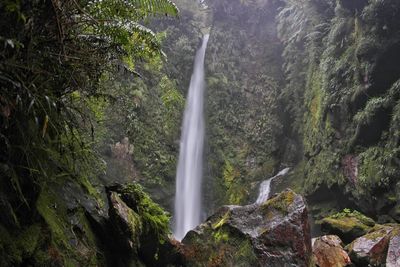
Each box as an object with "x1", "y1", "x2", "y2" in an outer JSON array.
[{"x1": 130, "y1": 0, "x2": 179, "y2": 17}]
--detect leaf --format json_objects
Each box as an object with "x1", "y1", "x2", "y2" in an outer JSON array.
[
  {"x1": 42, "y1": 115, "x2": 49, "y2": 138},
  {"x1": 28, "y1": 99, "x2": 35, "y2": 112}
]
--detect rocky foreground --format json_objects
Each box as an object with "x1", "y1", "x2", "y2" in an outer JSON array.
[
  {"x1": 29, "y1": 182, "x2": 396, "y2": 266},
  {"x1": 174, "y1": 190, "x2": 400, "y2": 267},
  {"x1": 179, "y1": 189, "x2": 311, "y2": 266}
]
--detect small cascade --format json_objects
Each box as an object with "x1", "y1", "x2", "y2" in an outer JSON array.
[
  {"x1": 173, "y1": 34, "x2": 210, "y2": 241},
  {"x1": 256, "y1": 178, "x2": 273, "y2": 204},
  {"x1": 255, "y1": 168, "x2": 290, "y2": 204}
]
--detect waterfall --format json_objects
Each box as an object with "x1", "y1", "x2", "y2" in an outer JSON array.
[
  {"x1": 173, "y1": 34, "x2": 210, "y2": 241},
  {"x1": 255, "y1": 168, "x2": 290, "y2": 204}
]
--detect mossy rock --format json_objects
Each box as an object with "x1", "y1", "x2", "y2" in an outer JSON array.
[
  {"x1": 182, "y1": 189, "x2": 312, "y2": 266},
  {"x1": 346, "y1": 225, "x2": 394, "y2": 266},
  {"x1": 320, "y1": 209, "x2": 375, "y2": 243},
  {"x1": 107, "y1": 183, "x2": 183, "y2": 267},
  {"x1": 36, "y1": 186, "x2": 100, "y2": 266},
  {"x1": 262, "y1": 189, "x2": 296, "y2": 214}
]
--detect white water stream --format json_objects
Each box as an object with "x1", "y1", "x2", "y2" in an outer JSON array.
[
  {"x1": 173, "y1": 34, "x2": 210, "y2": 241},
  {"x1": 255, "y1": 168, "x2": 290, "y2": 204}
]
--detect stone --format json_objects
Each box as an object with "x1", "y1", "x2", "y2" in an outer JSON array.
[
  {"x1": 108, "y1": 191, "x2": 142, "y2": 251},
  {"x1": 312, "y1": 235, "x2": 351, "y2": 267},
  {"x1": 386, "y1": 230, "x2": 400, "y2": 267},
  {"x1": 181, "y1": 189, "x2": 312, "y2": 267},
  {"x1": 107, "y1": 183, "x2": 183, "y2": 267},
  {"x1": 347, "y1": 225, "x2": 393, "y2": 266},
  {"x1": 320, "y1": 210, "x2": 375, "y2": 243}
]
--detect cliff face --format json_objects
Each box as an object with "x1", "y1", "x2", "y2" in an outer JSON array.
[
  {"x1": 275, "y1": 0, "x2": 400, "y2": 221},
  {"x1": 202, "y1": 0, "x2": 400, "y2": 223},
  {"x1": 204, "y1": 0, "x2": 286, "y2": 210}
]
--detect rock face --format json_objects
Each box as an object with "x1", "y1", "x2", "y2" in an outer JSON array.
[
  {"x1": 347, "y1": 225, "x2": 393, "y2": 266},
  {"x1": 181, "y1": 189, "x2": 312, "y2": 267},
  {"x1": 312, "y1": 235, "x2": 351, "y2": 267}
]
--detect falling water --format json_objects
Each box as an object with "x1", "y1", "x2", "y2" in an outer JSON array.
[
  {"x1": 173, "y1": 34, "x2": 210, "y2": 241},
  {"x1": 255, "y1": 168, "x2": 290, "y2": 204}
]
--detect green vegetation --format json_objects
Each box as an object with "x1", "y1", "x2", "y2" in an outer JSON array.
[
  {"x1": 320, "y1": 209, "x2": 376, "y2": 243},
  {"x1": 2, "y1": 0, "x2": 400, "y2": 265},
  {"x1": 204, "y1": 0, "x2": 285, "y2": 209},
  {"x1": 276, "y1": 0, "x2": 400, "y2": 219},
  {"x1": 262, "y1": 190, "x2": 296, "y2": 215},
  {"x1": 116, "y1": 183, "x2": 170, "y2": 240},
  {"x1": 0, "y1": 0, "x2": 179, "y2": 265}
]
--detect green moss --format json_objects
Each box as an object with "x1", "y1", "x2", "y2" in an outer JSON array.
[
  {"x1": 213, "y1": 230, "x2": 230, "y2": 242},
  {"x1": 331, "y1": 209, "x2": 375, "y2": 226},
  {"x1": 322, "y1": 216, "x2": 370, "y2": 232},
  {"x1": 36, "y1": 187, "x2": 99, "y2": 266},
  {"x1": 112, "y1": 192, "x2": 143, "y2": 246},
  {"x1": 80, "y1": 176, "x2": 105, "y2": 208},
  {"x1": 308, "y1": 71, "x2": 323, "y2": 130},
  {"x1": 363, "y1": 227, "x2": 391, "y2": 241},
  {"x1": 221, "y1": 159, "x2": 248, "y2": 205},
  {"x1": 212, "y1": 211, "x2": 230, "y2": 230},
  {"x1": 262, "y1": 190, "x2": 296, "y2": 214},
  {"x1": 118, "y1": 183, "x2": 170, "y2": 242},
  {"x1": 36, "y1": 189, "x2": 71, "y2": 251},
  {"x1": 321, "y1": 209, "x2": 375, "y2": 242}
]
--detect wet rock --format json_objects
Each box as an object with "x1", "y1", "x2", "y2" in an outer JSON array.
[
  {"x1": 312, "y1": 235, "x2": 351, "y2": 267},
  {"x1": 107, "y1": 183, "x2": 183, "y2": 267},
  {"x1": 181, "y1": 189, "x2": 312, "y2": 267},
  {"x1": 386, "y1": 230, "x2": 400, "y2": 267},
  {"x1": 347, "y1": 225, "x2": 393, "y2": 266},
  {"x1": 320, "y1": 210, "x2": 375, "y2": 243},
  {"x1": 108, "y1": 191, "x2": 142, "y2": 252}
]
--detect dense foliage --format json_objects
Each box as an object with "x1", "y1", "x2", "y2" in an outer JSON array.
[
  {"x1": 276, "y1": 0, "x2": 400, "y2": 219},
  {"x1": 0, "y1": 0, "x2": 178, "y2": 265},
  {"x1": 203, "y1": 0, "x2": 286, "y2": 208}
]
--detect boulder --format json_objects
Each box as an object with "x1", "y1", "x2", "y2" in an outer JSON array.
[
  {"x1": 386, "y1": 229, "x2": 400, "y2": 267},
  {"x1": 347, "y1": 225, "x2": 393, "y2": 266},
  {"x1": 107, "y1": 184, "x2": 184, "y2": 267},
  {"x1": 320, "y1": 209, "x2": 375, "y2": 243},
  {"x1": 312, "y1": 235, "x2": 351, "y2": 267},
  {"x1": 109, "y1": 191, "x2": 142, "y2": 252},
  {"x1": 181, "y1": 189, "x2": 312, "y2": 267}
]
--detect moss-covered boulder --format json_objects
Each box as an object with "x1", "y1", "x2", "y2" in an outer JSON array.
[
  {"x1": 106, "y1": 183, "x2": 184, "y2": 267},
  {"x1": 320, "y1": 209, "x2": 375, "y2": 243},
  {"x1": 109, "y1": 191, "x2": 143, "y2": 252},
  {"x1": 180, "y1": 189, "x2": 312, "y2": 266}
]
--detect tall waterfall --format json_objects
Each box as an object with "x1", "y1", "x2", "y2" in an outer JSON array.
[{"x1": 173, "y1": 34, "x2": 210, "y2": 241}]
